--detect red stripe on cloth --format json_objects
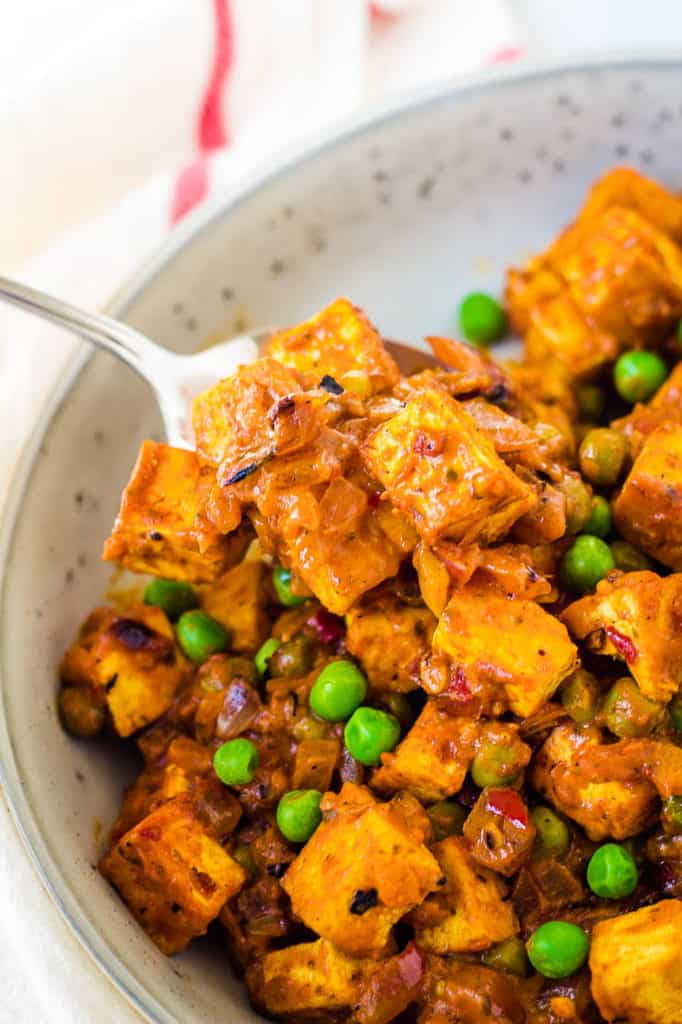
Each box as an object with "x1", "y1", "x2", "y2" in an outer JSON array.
[
  {"x1": 198, "y1": 0, "x2": 235, "y2": 151},
  {"x1": 488, "y1": 46, "x2": 525, "y2": 64},
  {"x1": 369, "y1": 3, "x2": 399, "y2": 21},
  {"x1": 170, "y1": 157, "x2": 209, "y2": 225},
  {"x1": 170, "y1": 0, "x2": 235, "y2": 224}
]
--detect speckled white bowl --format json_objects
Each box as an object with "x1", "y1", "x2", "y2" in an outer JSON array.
[{"x1": 3, "y1": 55, "x2": 682, "y2": 1023}]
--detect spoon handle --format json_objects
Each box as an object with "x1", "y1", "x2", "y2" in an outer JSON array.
[{"x1": 0, "y1": 274, "x2": 175, "y2": 382}]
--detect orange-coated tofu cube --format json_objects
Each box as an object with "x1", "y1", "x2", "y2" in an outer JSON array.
[
  {"x1": 100, "y1": 796, "x2": 246, "y2": 954},
  {"x1": 103, "y1": 441, "x2": 249, "y2": 583},
  {"x1": 345, "y1": 595, "x2": 436, "y2": 692},
  {"x1": 372, "y1": 701, "x2": 478, "y2": 803},
  {"x1": 561, "y1": 570, "x2": 682, "y2": 703},
  {"x1": 266, "y1": 297, "x2": 399, "y2": 397},
  {"x1": 558, "y1": 207, "x2": 682, "y2": 342},
  {"x1": 362, "y1": 388, "x2": 536, "y2": 545},
  {"x1": 410, "y1": 837, "x2": 518, "y2": 954},
  {"x1": 424, "y1": 585, "x2": 577, "y2": 717},
  {"x1": 281, "y1": 783, "x2": 441, "y2": 958},
  {"x1": 548, "y1": 167, "x2": 682, "y2": 264},
  {"x1": 613, "y1": 423, "x2": 682, "y2": 570},
  {"x1": 284, "y1": 511, "x2": 402, "y2": 616},
  {"x1": 247, "y1": 938, "x2": 366, "y2": 1016},
  {"x1": 200, "y1": 558, "x2": 269, "y2": 653},
  {"x1": 523, "y1": 287, "x2": 619, "y2": 378},
  {"x1": 530, "y1": 723, "x2": 658, "y2": 841},
  {"x1": 192, "y1": 357, "x2": 303, "y2": 467},
  {"x1": 60, "y1": 604, "x2": 187, "y2": 737},
  {"x1": 590, "y1": 899, "x2": 682, "y2": 1024}
]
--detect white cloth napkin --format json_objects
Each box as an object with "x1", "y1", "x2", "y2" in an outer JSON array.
[{"x1": 0, "y1": 3, "x2": 522, "y2": 1018}]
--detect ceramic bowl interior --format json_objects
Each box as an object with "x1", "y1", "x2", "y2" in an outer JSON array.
[{"x1": 3, "y1": 57, "x2": 682, "y2": 1023}]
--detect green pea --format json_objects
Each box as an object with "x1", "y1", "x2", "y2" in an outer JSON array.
[
  {"x1": 176, "y1": 610, "x2": 230, "y2": 662},
  {"x1": 578, "y1": 429, "x2": 628, "y2": 488},
  {"x1": 470, "y1": 743, "x2": 520, "y2": 788},
  {"x1": 310, "y1": 661, "x2": 367, "y2": 722},
  {"x1": 273, "y1": 565, "x2": 307, "y2": 607},
  {"x1": 344, "y1": 707, "x2": 401, "y2": 766},
  {"x1": 268, "y1": 635, "x2": 314, "y2": 678},
  {"x1": 610, "y1": 540, "x2": 654, "y2": 574},
  {"x1": 586, "y1": 842, "x2": 638, "y2": 899},
  {"x1": 526, "y1": 921, "x2": 589, "y2": 979},
  {"x1": 663, "y1": 795, "x2": 682, "y2": 833},
  {"x1": 560, "y1": 535, "x2": 615, "y2": 593},
  {"x1": 602, "y1": 677, "x2": 664, "y2": 738},
  {"x1": 458, "y1": 292, "x2": 506, "y2": 346},
  {"x1": 427, "y1": 800, "x2": 468, "y2": 840},
  {"x1": 582, "y1": 496, "x2": 612, "y2": 539},
  {"x1": 380, "y1": 692, "x2": 416, "y2": 729},
  {"x1": 483, "y1": 937, "x2": 528, "y2": 977},
  {"x1": 58, "y1": 686, "x2": 105, "y2": 738},
  {"x1": 614, "y1": 350, "x2": 668, "y2": 403},
  {"x1": 276, "y1": 789, "x2": 323, "y2": 843},
  {"x1": 231, "y1": 843, "x2": 256, "y2": 875},
  {"x1": 255, "y1": 637, "x2": 282, "y2": 678},
  {"x1": 214, "y1": 738, "x2": 259, "y2": 786},
  {"x1": 143, "y1": 578, "x2": 198, "y2": 621},
  {"x1": 292, "y1": 715, "x2": 329, "y2": 741},
  {"x1": 531, "y1": 806, "x2": 570, "y2": 856},
  {"x1": 576, "y1": 385, "x2": 605, "y2": 422},
  {"x1": 669, "y1": 694, "x2": 682, "y2": 733},
  {"x1": 556, "y1": 475, "x2": 593, "y2": 535},
  {"x1": 559, "y1": 669, "x2": 599, "y2": 725}
]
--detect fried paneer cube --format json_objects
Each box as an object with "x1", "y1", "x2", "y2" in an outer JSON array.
[
  {"x1": 281, "y1": 783, "x2": 441, "y2": 958},
  {"x1": 523, "y1": 286, "x2": 619, "y2": 378},
  {"x1": 345, "y1": 595, "x2": 436, "y2": 692},
  {"x1": 60, "y1": 604, "x2": 187, "y2": 737},
  {"x1": 530, "y1": 723, "x2": 658, "y2": 841},
  {"x1": 284, "y1": 510, "x2": 402, "y2": 616},
  {"x1": 424, "y1": 585, "x2": 578, "y2": 717},
  {"x1": 372, "y1": 701, "x2": 478, "y2": 803},
  {"x1": 265, "y1": 297, "x2": 399, "y2": 397},
  {"x1": 558, "y1": 206, "x2": 682, "y2": 342},
  {"x1": 362, "y1": 388, "x2": 536, "y2": 545},
  {"x1": 548, "y1": 167, "x2": 682, "y2": 264},
  {"x1": 561, "y1": 570, "x2": 682, "y2": 703},
  {"x1": 410, "y1": 837, "x2": 518, "y2": 954},
  {"x1": 192, "y1": 356, "x2": 303, "y2": 467},
  {"x1": 590, "y1": 900, "x2": 682, "y2": 1024},
  {"x1": 103, "y1": 441, "x2": 248, "y2": 583},
  {"x1": 613, "y1": 423, "x2": 682, "y2": 570},
  {"x1": 200, "y1": 558, "x2": 269, "y2": 653},
  {"x1": 100, "y1": 796, "x2": 245, "y2": 954},
  {"x1": 506, "y1": 170, "x2": 682, "y2": 376},
  {"x1": 246, "y1": 938, "x2": 366, "y2": 1016}
]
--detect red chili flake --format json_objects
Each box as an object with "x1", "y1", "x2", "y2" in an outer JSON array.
[
  {"x1": 306, "y1": 608, "x2": 345, "y2": 644},
  {"x1": 138, "y1": 826, "x2": 162, "y2": 842},
  {"x1": 447, "y1": 665, "x2": 472, "y2": 702},
  {"x1": 367, "y1": 491, "x2": 382, "y2": 509},
  {"x1": 397, "y1": 942, "x2": 425, "y2": 988},
  {"x1": 485, "y1": 788, "x2": 529, "y2": 829},
  {"x1": 413, "y1": 432, "x2": 443, "y2": 456},
  {"x1": 605, "y1": 626, "x2": 638, "y2": 664}
]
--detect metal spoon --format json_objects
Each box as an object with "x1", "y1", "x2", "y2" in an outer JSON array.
[{"x1": 0, "y1": 275, "x2": 435, "y2": 448}]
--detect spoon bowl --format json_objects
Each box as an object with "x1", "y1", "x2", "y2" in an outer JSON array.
[{"x1": 0, "y1": 275, "x2": 437, "y2": 447}]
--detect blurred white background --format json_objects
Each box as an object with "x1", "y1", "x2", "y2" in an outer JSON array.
[{"x1": 1, "y1": 0, "x2": 682, "y2": 1018}]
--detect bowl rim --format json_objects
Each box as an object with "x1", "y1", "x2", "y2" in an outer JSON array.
[{"x1": 2, "y1": 50, "x2": 682, "y2": 1022}]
